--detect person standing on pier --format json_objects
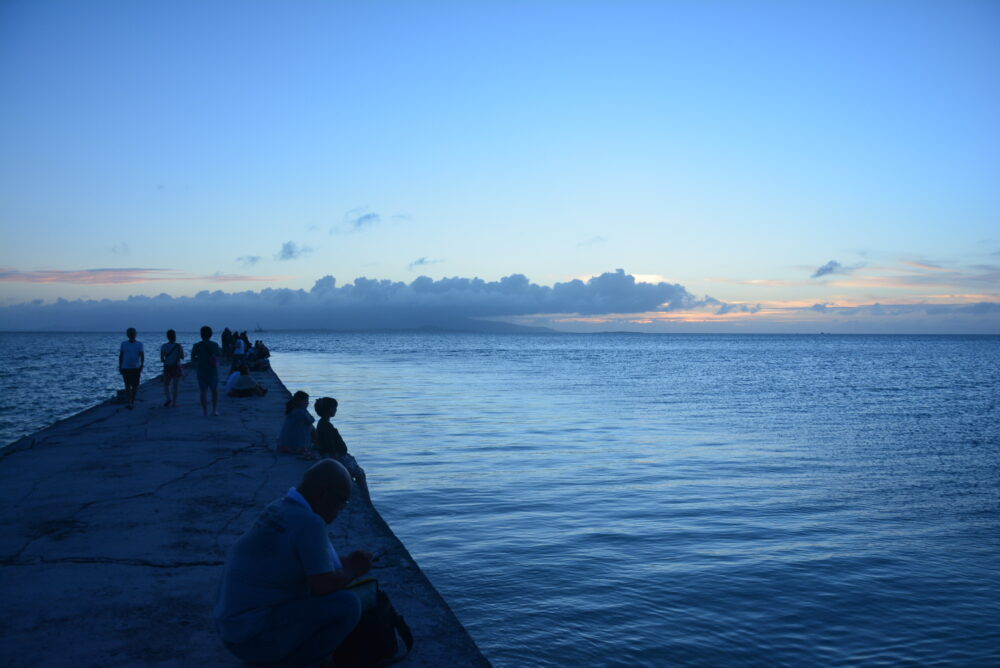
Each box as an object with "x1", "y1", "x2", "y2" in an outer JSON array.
[
  {"x1": 190, "y1": 325, "x2": 221, "y2": 416},
  {"x1": 159, "y1": 329, "x2": 184, "y2": 407},
  {"x1": 118, "y1": 327, "x2": 144, "y2": 410},
  {"x1": 213, "y1": 459, "x2": 372, "y2": 667}
]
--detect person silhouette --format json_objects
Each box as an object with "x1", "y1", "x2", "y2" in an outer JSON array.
[
  {"x1": 118, "y1": 327, "x2": 144, "y2": 410},
  {"x1": 160, "y1": 329, "x2": 184, "y2": 407},
  {"x1": 191, "y1": 325, "x2": 221, "y2": 416}
]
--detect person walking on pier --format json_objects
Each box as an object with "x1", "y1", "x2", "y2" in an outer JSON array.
[
  {"x1": 190, "y1": 325, "x2": 221, "y2": 416},
  {"x1": 213, "y1": 459, "x2": 372, "y2": 667},
  {"x1": 118, "y1": 327, "x2": 144, "y2": 410},
  {"x1": 159, "y1": 329, "x2": 184, "y2": 407}
]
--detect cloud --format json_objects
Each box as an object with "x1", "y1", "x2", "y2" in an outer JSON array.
[
  {"x1": 812, "y1": 260, "x2": 846, "y2": 278},
  {"x1": 109, "y1": 243, "x2": 130, "y2": 256},
  {"x1": 0, "y1": 269, "x2": 702, "y2": 330},
  {"x1": 0, "y1": 268, "x2": 290, "y2": 285},
  {"x1": 715, "y1": 302, "x2": 762, "y2": 315},
  {"x1": 236, "y1": 256, "x2": 262, "y2": 266},
  {"x1": 408, "y1": 257, "x2": 444, "y2": 271},
  {"x1": 577, "y1": 236, "x2": 607, "y2": 247},
  {"x1": 334, "y1": 208, "x2": 410, "y2": 233},
  {"x1": 275, "y1": 242, "x2": 313, "y2": 261},
  {"x1": 342, "y1": 208, "x2": 382, "y2": 231},
  {"x1": 900, "y1": 260, "x2": 947, "y2": 272}
]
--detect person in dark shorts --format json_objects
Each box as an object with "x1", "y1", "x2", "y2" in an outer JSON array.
[
  {"x1": 118, "y1": 327, "x2": 144, "y2": 410},
  {"x1": 314, "y1": 397, "x2": 370, "y2": 502},
  {"x1": 160, "y1": 329, "x2": 184, "y2": 407},
  {"x1": 191, "y1": 325, "x2": 221, "y2": 416},
  {"x1": 213, "y1": 460, "x2": 371, "y2": 666}
]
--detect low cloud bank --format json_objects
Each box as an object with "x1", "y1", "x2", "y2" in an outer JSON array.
[{"x1": 0, "y1": 270, "x2": 700, "y2": 331}]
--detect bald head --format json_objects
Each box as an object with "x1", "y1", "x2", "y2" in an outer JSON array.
[{"x1": 297, "y1": 459, "x2": 352, "y2": 524}]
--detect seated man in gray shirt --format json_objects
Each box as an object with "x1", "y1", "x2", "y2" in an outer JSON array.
[{"x1": 213, "y1": 459, "x2": 373, "y2": 667}]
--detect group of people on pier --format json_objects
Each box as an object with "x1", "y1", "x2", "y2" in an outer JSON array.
[
  {"x1": 118, "y1": 326, "x2": 381, "y2": 666},
  {"x1": 117, "y1": 326, "x2": 271, "y2": 414}
]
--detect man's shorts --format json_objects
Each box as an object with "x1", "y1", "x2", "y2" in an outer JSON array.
[
  {"x1": 163, "y1": 364, "x2": 182, "y2": 379},
  {"x1": 197, "y1": 370, "x2": 219, "y2": 391},
  {"x1": 120, "y1": 368, "x2": 141, "y2": 387}
]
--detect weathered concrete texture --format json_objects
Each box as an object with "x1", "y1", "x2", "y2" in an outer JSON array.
[{"x1": 0, "y1": 365, "x2": 490, "y2": 667}]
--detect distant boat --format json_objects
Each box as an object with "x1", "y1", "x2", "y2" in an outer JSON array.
[{"x1": 254, "y1": 322, "x2": 265, "y2": 333}]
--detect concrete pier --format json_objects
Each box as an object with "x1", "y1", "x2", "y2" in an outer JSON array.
[{"x1": 0, "y1": 364, "x2": 490, "y2": 667}]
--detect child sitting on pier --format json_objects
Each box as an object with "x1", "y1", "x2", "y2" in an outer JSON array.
[{"x1": 314, "y1": 397, "x2": 370, "y2": 502}]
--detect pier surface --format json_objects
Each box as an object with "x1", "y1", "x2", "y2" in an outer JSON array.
[{"x1": 0, "y1": 365, "x2": 490, "y2": 667}]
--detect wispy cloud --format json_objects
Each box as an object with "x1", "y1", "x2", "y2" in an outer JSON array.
[
  {"x1": 811, "y1": 260, "x2": 850, "y2": 278},
  {"x1": 236, "y1": 255, "x2": 262, "y2": 266},
  {"x1": 109, "y1": 243, "x2": 130, "y2": 256},
  {"x1": 334, "y1": 208, "x2": 410, "y2": 233},
  {"x1": 408, "y1": 257, "x2": 444, "y2": 271},
  {"x1": 0, "y1": 268, "x2": 292, "y2": 285},
  {"x1": 275, "y1": 241, "x2": 313, "y2": 261},
  {"x1": 900, "y1": 260, "x2": 947, "y2": 272},
  {"x1": 707, "y1": 278, "x2": 809, "y2": 287},
  {"x1": 577, "y1": 236, "x2": 607, "y2": 247},
  {"x1": 343, "y1": 208, "x2": 382, "y2": 231}
]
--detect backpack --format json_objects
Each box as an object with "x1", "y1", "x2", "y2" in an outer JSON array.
[{"x1": 333, "y1": 583, "x2": 414, "y2": 668}]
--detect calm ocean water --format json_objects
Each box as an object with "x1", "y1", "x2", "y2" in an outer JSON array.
[{"x1": 2, "y1": 331, "x2": 999, "y2": 666}]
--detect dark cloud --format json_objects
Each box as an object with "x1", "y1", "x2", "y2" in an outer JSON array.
[
  {"x1": 275, "y1": 242, "x2": 312, "y2": 261},
  {"x1": 0, "y1": 269, "x2": 701, "y2": 330},
  {"x1": 408, "y1": 257, "x2": 444, "y2": 271},
  {"x1": 237, "y1": 256, "x2": 262, "y2": 266},
  {"x1": 812, "y1": 260, "x2": 844, "y2": 278}
]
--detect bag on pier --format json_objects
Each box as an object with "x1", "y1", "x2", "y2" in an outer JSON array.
[{"x1": 333, "y1": 580, "x2": 414, "y2": 668}]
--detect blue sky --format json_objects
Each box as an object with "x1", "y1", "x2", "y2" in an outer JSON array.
[{"x1": 1, "y1": 1, "x2": 998, "y2": 332}]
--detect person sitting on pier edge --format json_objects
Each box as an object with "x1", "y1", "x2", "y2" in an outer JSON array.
[
  {"x1": 227, "y1": 365, "x2": 268, "y2": 398},
  {"x1": 213, "y1": 459, "x2": 372, "y2": 667},
  {"x1": 190, "y1": 325, "x2": 221, "y2": 417},
  {"x1": 314, "y1": 397, "x2": 370, "y2": 503},
  {"x1": 278, "y1": 390, "x2": 315, "y2": 456}
]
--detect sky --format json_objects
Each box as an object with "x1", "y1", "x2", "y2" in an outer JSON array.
[{"x1": 1, "y1": 0, "x2": 998, "y2": 333}]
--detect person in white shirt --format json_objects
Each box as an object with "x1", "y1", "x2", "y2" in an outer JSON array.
[
  {"x1": 118, "y1": 327, "x2": 145, "y2": 410},
  {"x1": 227, "y1": 365, "x2": 268, "y2": 397}
]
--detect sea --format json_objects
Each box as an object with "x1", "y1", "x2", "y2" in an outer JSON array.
[{"x1": 1, "y1": 331, "x2": 998, "y2": 667}]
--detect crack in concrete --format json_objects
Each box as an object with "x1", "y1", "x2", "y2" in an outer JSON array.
[
  {"x1": 213, "y1": 411, "x2": 283, "y2": 555},
  {"x1": 9, "y1": 443, "x2": 263, "y2": 562}
]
